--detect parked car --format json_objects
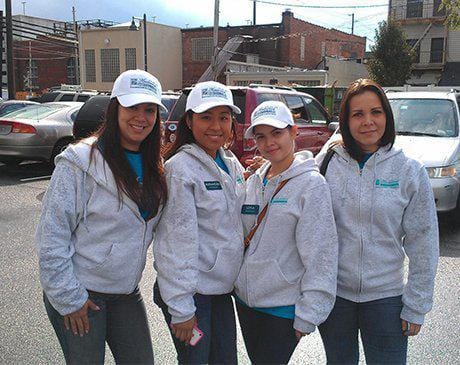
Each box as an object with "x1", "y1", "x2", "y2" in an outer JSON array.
[
  {"x1": 73, "y1": 95, "x2": 110, "y2": 140},
  {"x1": 73, "y1": 93, "x2": 181, "y2": 141},
  {"x1": 320, "y1": 90, "x2": 460, "y2": 213},
  {"x1": 0, "y1": 102, "x2": 83, "y2": 166},
  {"x1": 0, "y1": 100, "x2": 39, "y2": 117},
  {"x1": 387, "y1": 91, "x2": 460, "y2": 213},
  {"x1": 164, "y1": 84, "x2": 333, "y2": 164}
]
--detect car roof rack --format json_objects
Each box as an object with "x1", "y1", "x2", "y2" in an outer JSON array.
[{"x1": 248, "y1": 83, "x2": 294, "y2": 91}]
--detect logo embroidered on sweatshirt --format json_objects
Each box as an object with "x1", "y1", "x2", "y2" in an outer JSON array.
[
  {"x1": 204, "y1": 181, "x2": 223, "y2": 190},
  {"x1": 236, "y1": 175, "x2": 244, "y2": 184},
  {"x1": 241, "y1": 204, "x2": 260, "y2": 215},
  {"x1": 271, "y1": 197, "x2": 288, "y2": 204},
  {"x1": 375, "y1": 179, "x2": 399, "y2": 188}
]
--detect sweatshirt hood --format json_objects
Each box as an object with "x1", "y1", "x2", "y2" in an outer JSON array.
[
  {"x1": 332, "y1": 143, "x2": 403, "y2": 164},
  {"x1": 256, "y1": 150, "x2": 317, "y2": 181}
]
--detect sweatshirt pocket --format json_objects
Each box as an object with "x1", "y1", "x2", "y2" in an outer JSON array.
[
  {"x1": 198, "y1": 247, "x2": 243, "y2": 294},
  {"x1": 247, "y1": 259, "x2": 301, "y2": 307}
]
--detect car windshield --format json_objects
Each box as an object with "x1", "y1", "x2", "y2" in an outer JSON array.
[
  {"x1": 4, "y1": 104, "x2": 66, "y2": 120},
  {"x1": 161, "y1": 97, "x2": 178, "y2": 120},
  {"x1": 389, "y1": 98, "x2": 459, "y2": 137}
]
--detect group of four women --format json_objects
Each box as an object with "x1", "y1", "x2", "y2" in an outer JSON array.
[{"x1": 36, "y1": 69, "x2": 439, "y2": 365}]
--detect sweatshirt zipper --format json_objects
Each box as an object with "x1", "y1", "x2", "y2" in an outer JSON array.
[{"x1": 358, "y1": 164, "x2": 364, "y2": 298}]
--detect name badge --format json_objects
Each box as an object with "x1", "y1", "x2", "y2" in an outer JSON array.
[
  {"x1": 204, "y1": 181, "x2": 222, "y2": 191},
  {"x1": 241, "y1": 204, "x2": 260, "y2": 215}
]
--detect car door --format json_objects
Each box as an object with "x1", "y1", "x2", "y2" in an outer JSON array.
[{"x1": 301, "y1": 95, "x2": 332, "y2": 155}]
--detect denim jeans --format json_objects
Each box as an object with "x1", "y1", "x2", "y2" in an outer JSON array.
[
  {"x1": 153, "y1": 281, "x2": 237, "y2": 365},
  {"x1": 44, "y1": 287, "x2": 154, "y2": 364},
  {"x1": 236, "y1": 301, "x2": 299, "y2": 365},
  {"x1": 318, "y1": 295, "x2": 408, "y2": 365}
]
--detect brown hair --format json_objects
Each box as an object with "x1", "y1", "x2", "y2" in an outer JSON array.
[
  {"x1": 164, "y1": 108, "x2": 236, "y2": 160},
  {"x1": 338, "y1": 78, "x2": 395, "y2": 162},
  {"x1": 91, "y1": 98, "x2": 167, "y2": 219}
]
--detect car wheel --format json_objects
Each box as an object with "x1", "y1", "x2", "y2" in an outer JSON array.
[{"x1": 50, "y1": 139, "x2": 72, "y2": 168}]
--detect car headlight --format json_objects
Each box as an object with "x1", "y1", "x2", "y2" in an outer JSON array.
[{"x1": 426, "y1": 165, "x2": 456, "y2": 178}]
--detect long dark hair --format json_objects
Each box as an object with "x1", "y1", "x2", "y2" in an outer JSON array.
[
  {"x1": 164, "y1": 108, "x2": 236, "y2": 161},
  {"x1": 338, "y1": 78, "x2": 395, "y2": 162},
  {"x1": 91, "y1": 98, "x2": 167, "y2": 219}
]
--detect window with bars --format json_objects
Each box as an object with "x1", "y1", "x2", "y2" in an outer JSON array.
[
  {"x1": 192, "y1": 37, "x2": 213, "y2": 61},
  {"x1": 125, "y1": 48, "x2": 137, "y2": 70},
  {"x1": 406, "y1": 0, "x2": 423, "y2": 18},
  {"x1": 85, "y1": 49, "x2": 96, "y2": 83},
  {"x1": 101, "y1": 48, "x2": 120, "y2": 82},
  {"x1": 300, "y1": 36, "x2": 305, "y2": 61}
]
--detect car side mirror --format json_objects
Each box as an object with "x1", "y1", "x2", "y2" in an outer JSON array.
[{"x1": 328, "y1": 121, "x2": 339, "y2": 132}]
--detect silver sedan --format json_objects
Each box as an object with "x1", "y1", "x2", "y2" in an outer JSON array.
[{"x1": 0, "y1": 102, "x2": 83, "y2": 166}]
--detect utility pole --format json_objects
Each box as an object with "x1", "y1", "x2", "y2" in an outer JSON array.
[
  {"x1": 143, "y1": 13, "x2": 147, "y2": 71},
  {"x1": 253, "y1": 0, "x2": 256, "y2": 26},
  {"x1": 28, "y1": 40, "x2": 32, "y2": 96},
  {"x1": 0, "y1": 10, "x2": 3, "y2": 99},
  {"x1": 72, "y1": 6, "x2": 80, "y2": 85},
  {"x1": 22, "y1": 1, "x2": 26, "y2": 15},
  {"x1": 211, "y1": 0, "x2": 220, "y2": 81},
  {"x1": 351, "y1": 13, "x2": 355, "y2": 34},
  {"x1": 6, "y1": 0, "x2": 15, "y2": 99}
]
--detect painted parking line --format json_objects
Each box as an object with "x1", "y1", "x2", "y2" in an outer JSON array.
[{"x1": 20, "y1": 175, "x2": 52, "y2": 182}]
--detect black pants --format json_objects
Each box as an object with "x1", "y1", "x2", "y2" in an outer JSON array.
[
  {"x1": 236, "y1": 301, "x2": 299, "y2": 365},
  {"x1": 44, "y1": 287, "x2": 154, "y2": 364},
  {"x1": 154, "y1": 281, "x2": 237, "y2": 365}
]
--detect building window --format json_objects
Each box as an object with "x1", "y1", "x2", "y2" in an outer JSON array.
[
  {"x1": 101, "y1": 48, "x2": 120, "y2": 82},
  {"x1": 406, "y1": 0, "x2": 423, "y2": 18},
  {"x1": 433, "y1": 0, "x2": 446, "y2": 16},
  {"x1": 300, "y1": 36, "x2": 305, "y2": 61},
  {"x1": 288, "y1": 80, "x2": 321, "y2": 86},
  {"x1": 246, "y1": 54, "x2": 259, "y2": 64},
  {"x1": 85, "y1": 49, "x2": 96, "y2": 83},
  {"x1": 125, "y1": 48, "x2": 137, "y2": 70},
  {"x1": 67, "y1": 58, "x2": 76, "y2": 84},
  {"x1": 25, "y1": 60, "x2": 38, "y2": 89},
  {"x1": 192, "y1": 37, "x2": 213, "y2": 61},
  {"x1": 406, "y1": 39, "x2": 420, "y2": 63},
  {"x1": 430, "y1": 38, "x2": 444, "y2": 63}
]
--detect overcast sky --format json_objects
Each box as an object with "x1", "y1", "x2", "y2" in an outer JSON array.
[{"x1": 1, "y1": 0, "x2": 389, "y2": 49}]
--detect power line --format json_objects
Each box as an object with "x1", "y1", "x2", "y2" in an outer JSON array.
[{"x1": 248, "y1": 0, "x2": 388, "y2": 9}]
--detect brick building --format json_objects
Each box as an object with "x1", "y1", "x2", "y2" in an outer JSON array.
[
  {"x1": 13, "y1": 36, "x2": 77, "y2": 94},
  {"x1": 182, "y1": 10, "x2": 366, "y2": 86}
]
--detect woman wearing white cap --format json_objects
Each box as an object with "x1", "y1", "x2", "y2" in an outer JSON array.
[
  {"x1": 233, "y1": 101, "x2": 339, "y2": 364},
  {"x1": 153, "y1": 81, "x2": 246, "y2": 364},
  {"x1": 35, "y1": 69, "x2": 168, "y2": 364}
]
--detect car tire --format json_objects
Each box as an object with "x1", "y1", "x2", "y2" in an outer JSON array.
[
  {"x1": 0, "y1": 157, "x2": 23, "y2": 167},
  {"x1": 50, "y1": 139, "x2": 72, "y2": 168}
]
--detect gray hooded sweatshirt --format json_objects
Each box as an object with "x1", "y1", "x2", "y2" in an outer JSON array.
[
  {"x1": 154, "y1": 143, "x2": 246, "y2": 324},
  {"x1": 234, "y1": 151, "x2": 339, "y2": 334},
  {"x1": 35, "y1": 139, "x2": 161, "y2": 315},
  {"x1": 316, "y1": 144, "x2": 439, "y2": 325}
]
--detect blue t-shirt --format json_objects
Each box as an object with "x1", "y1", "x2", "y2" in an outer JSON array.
[
  {"x1": 125, "y1": 150, "x2": 149, "y2": 220},
  {"x1": 359, "y1": 153, "x2": 374, "y2": 170},
  {"x1": 214, "y1": 152, "x2": 230, "y2": 175}
]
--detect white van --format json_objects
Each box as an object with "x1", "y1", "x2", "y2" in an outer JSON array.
[{"x1": 387, "y1": 91, "x2": 459, "y2": 213}]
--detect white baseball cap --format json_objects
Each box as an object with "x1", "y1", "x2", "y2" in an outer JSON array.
[
  {"x1": 111, "y1": 69, "x2": 168, "y2": 112},
  {"x1": 186, "y1": 81, "x2": 241, "y2": 114},
  {"x1": 245, "y1": 101, "x2": 294, "y2": 138}
]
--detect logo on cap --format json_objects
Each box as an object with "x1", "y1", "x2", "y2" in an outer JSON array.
[
  {"x1": 130, "y1": 78, "x2": 158, "y2": 95},
  {"x1": 201, "y1": 87, "x2": 227, "y2": 100},
  {"x1": 253, "y1": 105, "x2": 277, "y2": 120}
]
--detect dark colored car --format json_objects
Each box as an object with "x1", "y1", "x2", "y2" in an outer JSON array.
[
  {"x1": 73, "y1": 93, "x2": 180, "y2": 141},
  {"x1": 165, "y1": 85, "x2": 333, "y2": 165},
  {"x1": 34, "y1": 91, "x2": 98, "y2": 104}
]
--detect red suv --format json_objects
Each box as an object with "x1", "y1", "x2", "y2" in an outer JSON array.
[{"x1": 164, "y1": 85, "x2": 333, "y2": 164}]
